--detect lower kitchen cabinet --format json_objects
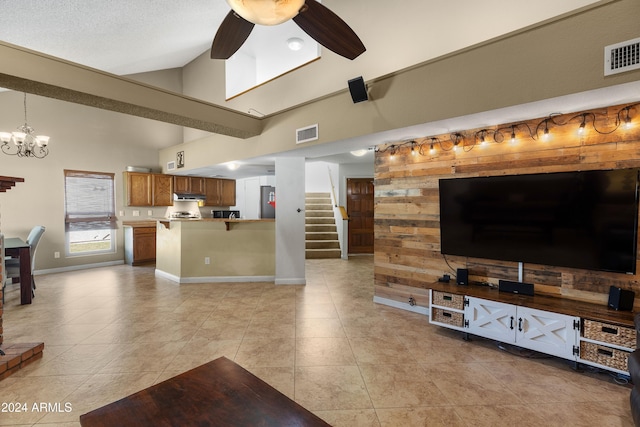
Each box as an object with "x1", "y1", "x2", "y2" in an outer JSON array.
[{"x1": 124, "y1": 225, "x2": 156, "y2": 265}]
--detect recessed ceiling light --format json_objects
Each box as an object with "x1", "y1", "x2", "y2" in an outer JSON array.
[
  {"x1": 227, "y1": 162, "x2": 239, "y2": 170},
  {"x1": 350, "y1": 149, "x2": 368, "y2": 157},
  {"x1": 287, "y1": 37, "x2": 304, "y2": 51}
]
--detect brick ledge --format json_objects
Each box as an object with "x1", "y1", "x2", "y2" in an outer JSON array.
[{"x1": 0, "y1": 342, "x2": 44, "y2": 381}]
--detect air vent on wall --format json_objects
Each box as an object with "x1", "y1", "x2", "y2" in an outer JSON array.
[
  {"x1": 167, "y1": 161, "x2": 176, "y2": 171},
  {"x1": 296, "y1": 124, "x2": 319, "y2": 144},
  {"x1": 604, "y1": 37, "x2": 640, "y2": 76}
]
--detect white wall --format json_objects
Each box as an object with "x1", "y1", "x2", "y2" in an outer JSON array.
[
  {"x1": 275, "y1": 157, "x2": 306, "y2": 285},
  {"x1": 0, "y1": 70, "x2": 184, "y2": 271}
]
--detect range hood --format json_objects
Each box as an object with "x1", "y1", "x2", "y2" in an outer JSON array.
[{"x1": 174, "y1": 193, "x2": 205, "y2": 201}]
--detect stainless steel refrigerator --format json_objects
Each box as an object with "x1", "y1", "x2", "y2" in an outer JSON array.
[{"x1": 260, "y1": 185, "x2": 276, "y2": 219}]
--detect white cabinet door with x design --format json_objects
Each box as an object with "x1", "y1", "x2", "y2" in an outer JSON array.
[{"x1": 465, "y1": 296, "x2": 579, "y2": 360}]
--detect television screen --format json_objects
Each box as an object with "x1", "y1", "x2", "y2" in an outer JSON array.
[{"x1": 439, "y1": 168, "x2": 639, "y2": 274}]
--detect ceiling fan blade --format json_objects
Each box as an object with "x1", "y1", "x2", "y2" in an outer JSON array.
[
  {"x1": 293, "y1": 0, "x2": 365, "y2": 60},
  {"x1": 211, "y1": 11, "x2": 255, "y2": 59}
]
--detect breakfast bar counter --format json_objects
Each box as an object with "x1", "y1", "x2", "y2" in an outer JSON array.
[{"x1": 154, "y1": 218, "x2": 275, "y2": 283}]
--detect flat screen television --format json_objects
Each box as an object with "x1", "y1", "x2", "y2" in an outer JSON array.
[{"x1": 439, "y1": 168, "x2": 640, "y2": 274}]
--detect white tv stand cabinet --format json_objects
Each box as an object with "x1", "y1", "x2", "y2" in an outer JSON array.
[{"x1": 429, "y1": 282, "x2": 636, "y2": 375}]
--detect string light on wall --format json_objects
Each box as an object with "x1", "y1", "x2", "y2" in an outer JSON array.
[
  {"x1": 0, "y1": 93, "x2": 51, "y2": 159},
  {"x1": 374, "y1": 101, "x2": 639, "y2": 159}
]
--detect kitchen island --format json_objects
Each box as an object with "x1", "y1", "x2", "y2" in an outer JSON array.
[{"x1": 154, "y1": 218, "x2": 275, "y2": 283}]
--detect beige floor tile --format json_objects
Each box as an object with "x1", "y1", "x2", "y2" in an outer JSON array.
[
  {"x1": 294, "y1": 365, "x2": 373, "y2": 411},
  {"x1": 349, "y1": 335, "x2": 417, "y2": 365},
  {"x1": 296, "y1": 337, "x2": 357, "y2": 366},
  {"x1": 1, "y1": 257, "x2": 634, "y2": 426},
  {"x1": 314, "y1": 409, "x2": 380, "y2": 427},
  {"x1": 234, "y1": 337, "x2": 295, "y2": 367},
  {"x1": 296, "y1": 317, "x2": 346, "y2": 338},
  {"x1": 376, "y1": 407, "x2": 466, "y2": 427},
  {"x1": 360, "y1": 364, "x2": 451, "y2": 408}
]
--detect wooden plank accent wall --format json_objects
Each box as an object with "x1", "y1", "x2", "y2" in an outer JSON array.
[{"x1": 374, "y1": 103, "x2": 640, "y2": 310}]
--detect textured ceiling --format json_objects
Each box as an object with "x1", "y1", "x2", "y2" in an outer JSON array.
[{"x1": 0, "y1": 0, "x2": 228, "y2": 75}]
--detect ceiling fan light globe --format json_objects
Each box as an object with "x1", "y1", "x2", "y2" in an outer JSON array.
[{"x1": 226, "y1": 0, "x2": 305, "y2": 26}]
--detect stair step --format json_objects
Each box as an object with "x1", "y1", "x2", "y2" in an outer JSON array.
[
  {"x1": 306, "y1": 224, "x2": 337, "y2": 232},
  {"x1": 305, "y1": 249, "x2": 341, "y2": 259},
  {"x1": 305, "y1": 210, "x2": 334, "y2": 218},
  {"x1": 305, "y1": 203, "x2": 333, "y2": 211},
  {"x1": 305, "y1": 232, "x2": 338, "y2": 240},
  {"x1": 306, "y1": 240, "x2": 340, "y2": 249},
  {"x1": 305, "y1": 217, "x2": 335, "y2": 225},
  {"x1": 306, "y1": 192, "x2": 331, "y2": 198}
]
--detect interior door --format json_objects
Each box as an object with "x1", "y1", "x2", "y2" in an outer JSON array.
[{"x1": 347, "y1": 178, "x2": 374, "y2": 254}]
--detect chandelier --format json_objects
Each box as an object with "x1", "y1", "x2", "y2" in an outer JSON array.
[{"x1": 0, "y1": 93, "x2": 50, "y2": 159}]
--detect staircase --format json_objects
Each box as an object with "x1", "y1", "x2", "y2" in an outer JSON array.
[{"x1": 305, "y1": 192, "x2": 341, "y2": 259}]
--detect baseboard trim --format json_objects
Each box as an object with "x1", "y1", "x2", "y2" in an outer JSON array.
[
  {"x1": 373, "y1": 296, "x2": 430, "y2": 316},
  {"x1": 274, "y1": 278, "x2": 306, "y2": 285},
  {"x1": 34, "y1": 260, "x2": 125, "y2": 276},
  {"x1": 154, "y1": 269, "x2": 275, "y2": 284}
]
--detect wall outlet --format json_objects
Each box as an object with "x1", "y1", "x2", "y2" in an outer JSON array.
[
  {"x1": 204, "y1": 257, "x2": 210, "y2": 265},
  {"x1": 147, "y1": 210, "x2": 153, "y2": 216},
  {"x1": 119, "y1": 211, "x2": 124, "y2": 216},
  {"x1": 133, "y1": 210, "x2": 140, "y2": 217},
  {"x1": 54, "y1": 251, "x2": 60, "y2": 259}
]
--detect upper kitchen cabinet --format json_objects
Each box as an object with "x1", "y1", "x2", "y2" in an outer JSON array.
[
  {"x1": 124, "y1": 172, "x2": 173, "y2": 206},
  {"x1": 124, "y1": 172, "x2": 152, "y2": 206},
  {"x1": 174, "y1": 176, "x2": 205, "y2": 194},
  {"x1": 204, "y1": 178, "x2": 236, "y2": 206},
  {"x1": 152, "y1": 174, "x2": 174, "y2": 206}
]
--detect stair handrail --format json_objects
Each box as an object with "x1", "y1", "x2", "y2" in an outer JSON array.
[{"x1": 327, "y1": 166, "x2": 349, "y2": 220}]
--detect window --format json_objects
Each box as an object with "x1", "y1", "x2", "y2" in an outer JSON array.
[{"x1": 64, "y1": 170, "x2": 116, "y2": 255}]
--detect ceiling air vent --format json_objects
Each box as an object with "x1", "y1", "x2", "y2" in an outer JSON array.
[
  {"x1": 296, "y1": 124, "x2": 319, "y2": 144},
  {"x1": 604, "y1": 37, "x2": 640, "y2": 76}
]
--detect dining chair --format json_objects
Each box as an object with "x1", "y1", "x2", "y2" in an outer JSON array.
[{"x1": 4, "y1": 225, "x2": 46, "y2": 301}]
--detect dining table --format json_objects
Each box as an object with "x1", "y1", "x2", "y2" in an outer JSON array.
[{"x1": 4, "y1": 237, "x2": 32, "y2": 305}]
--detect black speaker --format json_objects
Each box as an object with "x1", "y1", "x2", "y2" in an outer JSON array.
[
  {"x1": 498, "y1": 280, "x2": 534, "y2": 296},
  {"x1": 348, "y1": 76, "x2": 368, "y2": 103},
  {"x1": 456, "y1": 268, "x2": 469, "y2": 286},
  {"x1": 608, "y1": 286, "x2": 635, "y2": 311}
]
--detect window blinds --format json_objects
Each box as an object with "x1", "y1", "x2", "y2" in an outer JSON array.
[{"x1": 64, "y1": 170, "x2": 116, "y2": 232}]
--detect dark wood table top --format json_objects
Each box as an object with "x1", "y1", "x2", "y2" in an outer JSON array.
[
  {"x1": 79, "y1": 357, "x2": 331, "y2": 427},
  {"x1": 5, "y1": 237, "x2": 28, "y2": 249},
  {"x1": 429, "y1": 281, "x2": 636, "y2": 327}
]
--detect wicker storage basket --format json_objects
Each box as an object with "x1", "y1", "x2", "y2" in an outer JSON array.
[
  {"x1": 582, "y1": 319, "x2": 636, "y2": 349},
  {"x1": 580, "y1": 341, "x2": 630, "y2": 372},
  {"x1": 432, "y1": 291, "x2": 465, "y2": 310},
  {"x1": 432, "y1": 307, "x2": 464, "y2": 327}
]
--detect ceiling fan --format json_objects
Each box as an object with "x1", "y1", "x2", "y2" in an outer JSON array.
[{"x1": 211, "y1": 0, "x2": 366, "y2": 60}]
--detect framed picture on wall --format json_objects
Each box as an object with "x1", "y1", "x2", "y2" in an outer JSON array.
[{"x1": 177, "y1": 151, "x2": 185, "y2": 168}]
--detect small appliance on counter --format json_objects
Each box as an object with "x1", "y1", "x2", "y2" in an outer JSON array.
[
  {"x1": 170, "y1": 211, "x2": 200, "y2": 219},
  {"x1": 211, "y1": 210, "x2": 240, "y2": 219}
]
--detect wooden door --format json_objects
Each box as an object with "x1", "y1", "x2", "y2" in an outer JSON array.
[{"x1": 347, "y1": 178, "x2": 374, "y2": 254}]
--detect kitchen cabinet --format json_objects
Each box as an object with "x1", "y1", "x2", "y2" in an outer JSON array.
[
  {"x1": 124, "y1": 172, "x2": 173, "y2": 206},
  {"x1": 124, "y1": 224, "x2": 156, "y2": 265},
  {"x1": 152, "y1": 174, "x2": 174, "y2": 206},
  {"x1": 174, "y1": 176, "x2": 205, "y2": 194},
  {"x1": 125, "y1": 172, "x2": 152, "y2": 206},
  {"x1": 204, "y1": 178, "x2": 236, "y2": 206}
]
